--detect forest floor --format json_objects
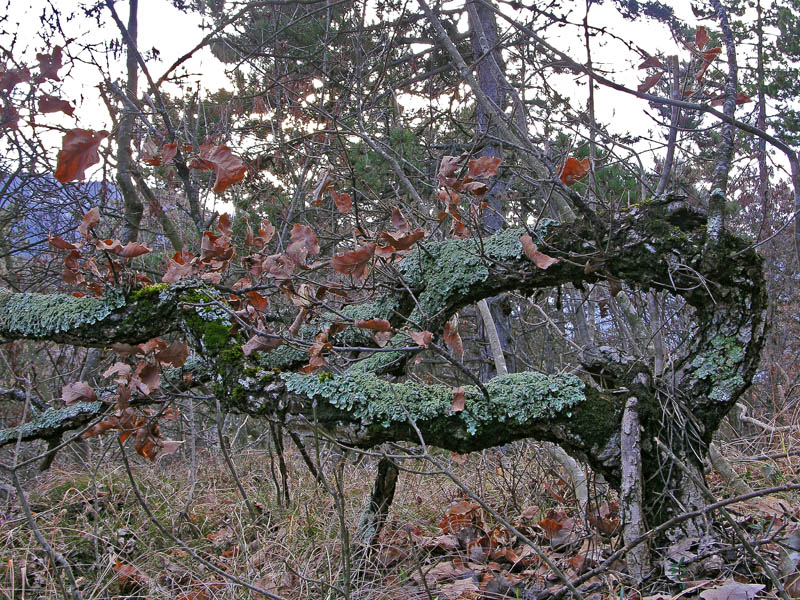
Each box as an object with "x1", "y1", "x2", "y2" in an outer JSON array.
[{"x1": 1, "y1": 428, "x2": 799, "y2": 600}]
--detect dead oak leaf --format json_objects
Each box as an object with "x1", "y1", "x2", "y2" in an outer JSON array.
[
  {"x1": 286, "y1": 224, "x2": 320, "y2": 266},
  {"x1": 450, "y1": 387, "x2": 466, "y2": 413},
  {"x1": 55, "y1": 129, "x2": 108, "y2": 183},
  {"x1": 637, "y1": 71, "x2": 664, "y2": 94},
  {"x1": 190, "y1": 145, "x2": 247, "y2": 193},
  {"x1": 330, "y1": 243, "x2": 375, "y2": 279},
  {"x1": 558, "y1": 157, "x2": 590, "y2": 186},
  {"x1": 37, "y1": 93, "x2": 74, "y2": 116},
  {"x1": 62, "y1": 381, "x2": 97, "y2": 405},
  {"x1": 521, "y1": 234, "x2": 558, "y2": 269},
  {"x1": 36, "y1": 45, "x2": 63, "y2": 81},
  {"x1": 443, "y1": 319, "x2": 464, "y2": 357},
  {"x1": 467, "y1": 156, "x2": 501, "y2": 179},
  {"x1": 354, "y1": 318, "x2": 393, "y2": 332},
  {"x1": 409, "y1": 329, "x2": 433, "y2": 348}
]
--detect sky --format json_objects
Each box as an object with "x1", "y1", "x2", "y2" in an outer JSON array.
[
  {"x1": 2, "y1": 0, "x2": 230, "y2": 131},
  {"x1": 2, "y1": 0, "x2": 753, "y2": 188}
]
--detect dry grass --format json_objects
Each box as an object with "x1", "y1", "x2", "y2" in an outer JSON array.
[{"x1": 1, "y1": 427, "x2": 798, "y2": 600}]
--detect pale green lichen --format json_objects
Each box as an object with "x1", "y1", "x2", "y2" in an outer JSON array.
[
  {"x1": 709, "y1": 375, "x2": 745, "y2": 402},
  {"x1": 255, "y1": 296, "x2": 404, "y2": 370},
  {"x1": 691, "y1": 335, "x2": 746, "y2": 402},
  {"x1": 258, "y1": 343, "x2": 307, "y2": 370},
  {"x1": 0, "y1": 401, "x2": 103, "y2": 446},
  {"x1": 691, "y1": 336, "x2": 744, "y2": 380},
  {"x1": 398, "y1": 225, "x2": 556, "y2": 318},
  {"x1": 281, "y1": 370, "x2": 585, "y2": 435},
  {"x1": 182, "y1": 288, "x2": 232, "y2": 325},
  {"x1": 0, "y1": 289, "x2": 125, "y2": 338}
]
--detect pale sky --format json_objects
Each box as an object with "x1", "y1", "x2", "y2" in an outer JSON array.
[{"x1": 2, "y1": 0, "x2": 744, "y2": 184}]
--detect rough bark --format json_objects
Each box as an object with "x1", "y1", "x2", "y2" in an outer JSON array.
[
  {"x1": 620, "y1": 396, "x2": 649, "y2": 581},
  {"x1": 0, "y1": 198, "x2": 767, "y2": 533}
]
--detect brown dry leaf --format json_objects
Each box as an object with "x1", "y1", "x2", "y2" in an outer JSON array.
[
  {"x1": 695, "y1": 26, "x2": 709, "y2": 50},
  {"x1": 49, "y1": 234, "x2": 78, "y2": 250},
  {"x1": 312, "y1": 168, "x2": 333, "y2": 205},
  {"x1": 710, "y1": 92, "x2": 752, "y2": 106},
  {"x1": 354, "y1": 318, "x2": 393, "y2": 332},
  {"x1": 450, "y1": 452, "x2": 468, "y2": 465},
  {"x1": 38, "y1": 93, "x2": 74, "y2": 116},
  {"x1": 330, "y1": 243, "x2": 375, "y2": 279},
  {"x1": 138, "y1": 338, "x2": 167, "y2": 355},
  {"x1": 36, "y1": 45, "x2": 63, "y2": 81},
  {"x1": 0, "y1": 67, "x2": 30, "y2": 92},
  {"x1": 373, "y1": 330, "x2": 394, "y2": 347},
  {"x1": 288, "y1": 283, "x2": 315, "y2": 308},
  {"x1": 246, "y1": 291, "x2": 268, "y2": 312},
  {"x1": 467, "y1": 156, "x2": 501, "y2": 179},
  {"x1": 242, "y1": 333, "x2": 283, "y2": 357},
  {"x1": 439, "y1": 578, "x2": 480, "y2": 599},
  {"x1": 698, "y1": 580, "x2": 764, "y2": 600},
  {"x1": 115, "y1": 242, "x2": 151, "y2": 258},
  {"x1": 439, "y1": 500, "x2": 483, "y2": 534},
  {"x1": 254, "y1": 220, "x2": 276, "y2": 248},
  {"x1": 216, "y1": 213, "x2": 233, "y2": 237},
  {"x1": 132, "y1": 363, "x2": 160, "y2": 396},
  {"x1": 391, "y1": 207, "x2": 410, "y2": 234},
  {"x1": 62, "y1": 381, "x2": 97, "y2": 405},
  {"x1": 745, "y1": 496, "x2": 794, "y2": 516},
  {"x1": 286, "y1": 224, "x2": 320, "y2": 266},
  {"x1": 450, "y1": 387, "x2": 466, "y2": 413},
  {"x1": 156, "y1": 340, "x2": 190, "y2": 367},
  {"x1": 443, "y1": 319, "x2": 464, "y2": 357},
  {"x1": 134, "y1": 429, "x2": 160, "y2": 461},
  {"x1": 639, "y1": 55, "x2": 665, "y2": 70},
  {"x1": 95, "y1": 238, "x2": 123, "y2": 254},
  {"x1": 331, "y1": 189, "x2": 352, "y2": 213},
  {"x1": 162, "y1": 251, "x2": 195, "y2": 283},
  {"x1": 461, "y1": 181, "x2": 488, "y2": 197},
  {"x1": 409, "y1": 329, "x2": 433, "y2": 348},
  {"x1": 696, "y1": 47, "x2": 722, "y2": 83},
  {"x1": 78, "y1": 207, "x2": 101, "y2": 239},
  {"x1": 420, "y1": 560, "x2": 475, "y2": 585},
  {"x1": 112, "y1": 559, "x2": 148, "y2": 594},
  {"x1": 161, "y1": 143, "x2": 178, "y2": 165},
  {"x1": 55, "y1": 129, "x2": 108, "y2": 183},
  {"x1": 638, "y1": 71, "x2": 664, "y2": 93},
  {"x1": 194, "y1": 145, "x2": 247, "y2": 193},
  {"x1": 103, "y1": 362, "x2": 132, "y2": 381},
  {"x1": 378, "y1": 229, "x2": 425, "y2": 250},
  {"x1": 521, "y1": 234, "x2": 559, "y2": 269},
  {"x1": 82, "y1": 419, "x2": 119, "y2": 439},
  {"x1": 438, "y1": 155, "x2": 464, "y2": 187},
  {"x1": 559, "y1": 157, "x2": 591, "y2": 185}
]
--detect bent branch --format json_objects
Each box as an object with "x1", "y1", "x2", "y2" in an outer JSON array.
[{"x1": 0, "y1": 199, "x2": 766, "y2": 519}]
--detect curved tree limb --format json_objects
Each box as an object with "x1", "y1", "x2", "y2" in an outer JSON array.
[{"x1": 0, "y1": 200, "x2": 766, "y2": 529}]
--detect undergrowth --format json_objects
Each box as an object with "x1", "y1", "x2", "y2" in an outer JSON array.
[{"x1": 0, "y1": 429, "x2": 798, "y2": 599}]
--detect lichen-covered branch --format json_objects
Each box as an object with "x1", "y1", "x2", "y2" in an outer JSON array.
[
  {"x1": 0, "y1": 401, "x2": 103, "y2": 447},
  {"x1": 0, "y1": 199, "x2": 767, "y2": 527},
  {"x1": 0, "y1": 284, "x2": 184, "y2": 346}
]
